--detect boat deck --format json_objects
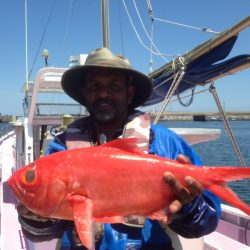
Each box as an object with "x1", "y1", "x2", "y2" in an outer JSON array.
[
  {"x1": 0, "y1": 133, "x2": 59, "y2": 250},
  {"x1": 0, "y1": 132, "x2": 25, "y2": 249}
]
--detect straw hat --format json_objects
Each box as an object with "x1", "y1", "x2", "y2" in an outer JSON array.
[{"x1": 61, "y1": 48, "x2": 152, "y2": 108}]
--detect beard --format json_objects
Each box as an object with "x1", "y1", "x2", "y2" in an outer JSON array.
[
  {"x1": 88, "y1": 100, "x2": 118, "y2": 124},
  {"x1": 93, "y1": 109, "x2": 117, "y2": 123}
]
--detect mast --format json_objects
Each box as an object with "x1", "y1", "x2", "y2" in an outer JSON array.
[
  {"x1": 101, "y1": 0, "x2": 110, "y2": 49},
  {"x1": 24, "y1": 0, "x2": 29, "y2": 116}
]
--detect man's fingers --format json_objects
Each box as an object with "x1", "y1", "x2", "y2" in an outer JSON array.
[
  {"x1": 185, "y1": 176, "x2": 204, "y2": 197},
  {"x1": 176, "y1": 154, "x2": 192, "y2": 164},
  {"x1": 169, "y1": 200, "x2": 182, "y2": 214},
  {"x1": 164, "y1": 172, "x2": 191, "y2": 202},
  {"x1": 164, "y1": 173, "x2": 204, "y2": 215}
]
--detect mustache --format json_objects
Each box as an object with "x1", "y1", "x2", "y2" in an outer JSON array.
[{"x1": 93, "y1": 99, "x2": 115, "y2": 108}]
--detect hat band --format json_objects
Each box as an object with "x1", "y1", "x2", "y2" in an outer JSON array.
[{"x1": 86, "y1": 58, "x2": 132, "y2": 69}]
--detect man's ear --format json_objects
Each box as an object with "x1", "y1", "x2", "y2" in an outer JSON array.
[{"x1": 128, "y1": 85, "x2": 135, "y2": 105}]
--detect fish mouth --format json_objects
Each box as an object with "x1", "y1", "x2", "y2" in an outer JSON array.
[
  {"x1": 7, "y1": 177, "x2": 33, "y2": 206},
  {"x1": 7, "y1": 177, "x2": 22, "y2": 198}
]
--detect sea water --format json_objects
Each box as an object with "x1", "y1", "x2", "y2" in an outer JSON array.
[
  {"x1": 160, "y1": 120, "x2": 250, "y2": 205},
  {"x1": 0, "y1": 123, "x2": 14, "y2": 138}
]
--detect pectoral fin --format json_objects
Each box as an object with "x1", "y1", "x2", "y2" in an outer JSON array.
[{"x1": 69, "y1": 195, "x2": 94, "y2": 250}]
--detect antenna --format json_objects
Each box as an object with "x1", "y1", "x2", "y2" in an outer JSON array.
[{"x1": 42, "y1": 49, "x2": 50, "y2": 67}]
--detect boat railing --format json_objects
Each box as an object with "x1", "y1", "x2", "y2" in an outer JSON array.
[
  {"x1": 24, "y1": 67, "x2": 88, "y2": 126},
  {"x1": 204, "y1": 204, "x2": 250, "y2": 249},
  {"x1": 33, "y1": 102, "x2": 87, "y2": 125},
  {"x1": 25, "y1": 67, "x2": 67, "y2": 125}
]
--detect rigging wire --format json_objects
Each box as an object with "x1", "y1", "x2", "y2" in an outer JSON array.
[
  {"x1": 153, "y1": 17, "x2": 220, "y2": 34},
  {"x1": 146, "y1": 0, "x2": 154, "y2": 71},
  {"x1": 28, "y1": 0, "x2": 57, "y2": 79},
  {"x1": 153, "y1": 57, "x2": 186, "y2": 124},
  {"x1": 63, "y1": 0, "x2": 75, "y2": 48},
  {"x1": 146, "y1": 0, "x2": 156, "y2": 72},
  {"x1": 209, "y1": 84, "x2": 247, "y2": 167},
  {"x1": 122, "y1": 0, "x2": 171, "y2": 58},
  {"x1": 146, "y1": 0, "x2": 153, "y2": 17},
  {"x1": 123, "y1": 0, "x2": 219, "y2": 71},
  {"x1": 132, "y1": 0, "x2": 168, "y2": 62},
  {"x1": 149, "y1": 18, "x2": 154, "y2": 72}
]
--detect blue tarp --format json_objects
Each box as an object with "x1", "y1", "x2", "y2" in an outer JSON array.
[{"x1": 145, "y1": 36, "x2": 250, "y2": 106}]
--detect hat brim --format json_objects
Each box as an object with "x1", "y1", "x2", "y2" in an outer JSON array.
[{"x1": 61, "y1": 65, "x2": 152, "y2": 109}]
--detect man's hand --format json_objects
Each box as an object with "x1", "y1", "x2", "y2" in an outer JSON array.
[{"x1": 163, "y1": 154, "x2": 204, "y2": 216}]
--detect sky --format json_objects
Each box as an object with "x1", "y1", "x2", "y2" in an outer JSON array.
[{"x1": 1, "y1": 0, "x2": 250, "y2": 116}]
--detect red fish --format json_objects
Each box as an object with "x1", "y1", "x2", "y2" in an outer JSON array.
[{"x1": 7, "y1": 138, "x2": 250, "y2": 250}]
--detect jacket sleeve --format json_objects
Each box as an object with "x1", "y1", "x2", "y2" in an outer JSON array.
[
  {"x1": 18, "y1": 133, "x2": 69, "y2": 242},
  {"x1": 149, "y1": 125, "x2": 221, "y2": 238}
]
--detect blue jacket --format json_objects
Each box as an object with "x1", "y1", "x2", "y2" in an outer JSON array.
[{"x1": 22, "y1": 124, "x2": 221, "y2": 250}]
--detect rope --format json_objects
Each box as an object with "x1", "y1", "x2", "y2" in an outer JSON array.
[
  {"x1": 171, "y1": 86, "x2": 209, "y2": 103},
  {"x1": 177, "y1": 87, "x2": 195, "y2": 107},
  {"x1": 153, "y1": 58, "x2": 186, "y2": 124},
  {"x1": 209, "y1": 84, "x2": 247, "y2": 167},
  {"x1": 153, "y1": 74, "x2": 175, "y2": 90}
]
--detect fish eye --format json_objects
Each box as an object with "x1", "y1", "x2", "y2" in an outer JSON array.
[
  {"x1": 25, "y1": 170, "x2": 35, "y2": 183},
  {"x1": 21, "y1": 168, "x2": 38, "y2": 187}
]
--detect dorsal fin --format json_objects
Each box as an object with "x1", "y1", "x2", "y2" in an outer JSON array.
[{"x1": 98, "y1": 138, "x2": 146, "y2": 154}]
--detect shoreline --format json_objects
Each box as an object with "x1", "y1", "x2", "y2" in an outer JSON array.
[{"x1": 150, "y1": 112, "x2": 250, "y2": 121}]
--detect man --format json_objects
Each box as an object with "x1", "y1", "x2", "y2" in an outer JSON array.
[{"x1": 18, "y1": 48, "x2": 221, "y2": 249}]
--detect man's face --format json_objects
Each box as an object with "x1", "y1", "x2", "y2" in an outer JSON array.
[{"x1": 82, "y1": 69, "x2": 135, "y2": 124}]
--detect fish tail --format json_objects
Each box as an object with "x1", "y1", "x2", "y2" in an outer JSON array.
[
  {"x1": 209, "y1": 167, "x2": 250, "y2": 182},
  {"x1": 206, "y1": 167, "x2": 250, "y2": 216},
  {"x1": 209, "y1": 184, "x2": 250, "y2": 216}
]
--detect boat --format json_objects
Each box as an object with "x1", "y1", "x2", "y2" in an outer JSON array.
[{"x1": 1, "y1": 1, "x2": 250, "y2": 249}]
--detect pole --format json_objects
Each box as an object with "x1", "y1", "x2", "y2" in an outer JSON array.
[
  {"x1": 25, "y1": 0, "x2": 29, "y2": 95},
  {"x1": 101, "y1": 0, "x2": 110, "y2": 49}
]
